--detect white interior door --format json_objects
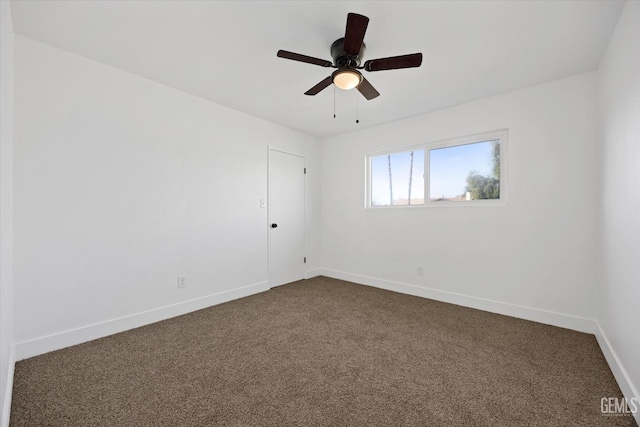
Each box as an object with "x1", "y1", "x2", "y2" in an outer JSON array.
[{"x1": 269, "y1": 149, "x2": 305, "y2": 287}]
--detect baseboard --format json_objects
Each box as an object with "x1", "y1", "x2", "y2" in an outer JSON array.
[
  {"x1": 595, "y1": 321, "x2": 640, "y2": 425},
  {"x1": 305, "y1": 268, "x2": 323, "y2": 279},
  {"x1": 318, "y1": 268, "x2": 597, "y2": 334},
  {"x1": 2, "y1": 346, "x2": 15, "y2": 427},
  {"x1": 15, "y1": 281, "x2": 270, "y2": 361}
]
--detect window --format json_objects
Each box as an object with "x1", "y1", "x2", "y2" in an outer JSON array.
[
  {"x1": 429, "y1": 139, "x2": 500, "y2": 202},
  {"x1": 367, "y1": 130, "x2": 507, "y2": 207},
  {"x1": 370, "y1": 149, "x2": 425, "y2": 206}
]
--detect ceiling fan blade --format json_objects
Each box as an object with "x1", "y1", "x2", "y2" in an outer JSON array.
[
  {"x1": 277, "y1": 50, "x2": 333, "y2": 67},
  {"x1": 304, "y1": 76, "x2": 333, "y2": 96},
  {"x1": 357, "y1": 76, "x2": 380, "y2": 100},
  {"x1": 364, "y1": 53, "x2": 423, "y2": 72},
  {"x1": 343, "y1": 13, "x2": 369, "y2": 56}
]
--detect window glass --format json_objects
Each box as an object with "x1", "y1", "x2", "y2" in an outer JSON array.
[
  {"x1": 429, "y1": 140, "x2": 500, "y2": 202},
  {"x1": 366, "y1": 131, "x2": 506, "y2": 208},
  {"x1": 371, "y1": 149, "x2": 425, "y2": 206}
]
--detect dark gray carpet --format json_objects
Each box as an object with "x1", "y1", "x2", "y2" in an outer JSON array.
[{"x1": 11, "y1": 276, "x2": 637, "y2": 426}]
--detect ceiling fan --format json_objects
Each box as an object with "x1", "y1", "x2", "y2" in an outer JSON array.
[{"x1": 277, "y1": 13, "x2": 422, "y2": 100}]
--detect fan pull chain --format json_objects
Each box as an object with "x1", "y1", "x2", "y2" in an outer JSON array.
[
  {"x1": 356, "y1": 92, "x2": 360, "y2": 124},
  {"x1": 333, "y1": 86, "x2": 336, "y2": 118}
]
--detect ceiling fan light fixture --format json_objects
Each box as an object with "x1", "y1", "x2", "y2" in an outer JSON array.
[
  {"x1": 277, "y1": 13, "x2": 422, "y2": 100},
  {"x1": 332, "y1": 69, "x2": 362, "y2": 90}
]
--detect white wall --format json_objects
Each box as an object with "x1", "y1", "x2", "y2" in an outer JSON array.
[
  {"x1": 321, "y1": 72, "x2": 600, "y2": 331},
  {"x1": 13, "y1": 36, "x2": 321, "y2": 359},
  {"x1": 0, "y1": 1, "x2": 15, "y2": 425},
  {"x1": 597, "y1": 0, "x2": 640, "y2": 412},
  {"x1": 8, "y1": 6, "x2": 637, "y2": 423}
]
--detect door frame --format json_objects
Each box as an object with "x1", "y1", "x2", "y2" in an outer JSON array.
[{"x1": 267, "y1": 147, "x2": 307, "y2": 287}]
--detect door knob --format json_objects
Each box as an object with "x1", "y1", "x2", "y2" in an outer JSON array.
[{"x1": 271, "y1": 223, "x2": 278, "y2": 228}]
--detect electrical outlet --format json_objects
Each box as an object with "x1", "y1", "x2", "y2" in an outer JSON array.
[
  {"x1": 177, "y1": 275, "x2": 186, "y2": 288},
  {"x1": 417, "y1": 266, "x2": 424, "y2": 276}
]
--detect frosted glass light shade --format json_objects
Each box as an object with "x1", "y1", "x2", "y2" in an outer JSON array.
[{"x1": 333, "y1": 69, "x2": 362, "y2": 90}]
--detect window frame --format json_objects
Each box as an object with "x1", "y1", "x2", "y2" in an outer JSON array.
[{"x1": 365, "y1": 129, "x2": 509, "y2": 208}]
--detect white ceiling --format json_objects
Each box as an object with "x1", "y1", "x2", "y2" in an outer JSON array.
[{"x1": 10, "y1": 0, "x2": 625, "y2": 138}]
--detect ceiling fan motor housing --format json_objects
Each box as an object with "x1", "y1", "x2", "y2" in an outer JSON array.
[{"x1": 331, "y1": 38, "x2": 366, "y2": 68}]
